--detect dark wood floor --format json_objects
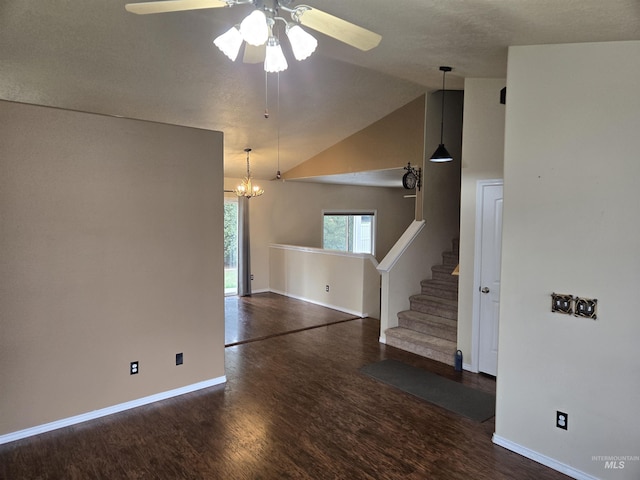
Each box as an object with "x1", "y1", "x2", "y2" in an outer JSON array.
[
  {"x1": 225, "y1": 292, "x2": 357, "y2": 346},
  {"x1": 0, "y1": 293, "x2": 568, "y2": 479}
]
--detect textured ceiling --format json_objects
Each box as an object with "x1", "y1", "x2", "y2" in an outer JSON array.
[{"x1": 1, "y1": 0, "x2": 639, "y2": 180}]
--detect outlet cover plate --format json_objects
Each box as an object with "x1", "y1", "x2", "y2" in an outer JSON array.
[
  {"x1": 556, "y1": 411, "x2": 568, "y2": 430},
  {"x1": 574, "y1": 297, "x2": 597, "y2": 320},
  {"x1": 551, "y1": 293, "x2": 573, "y2": 315}
]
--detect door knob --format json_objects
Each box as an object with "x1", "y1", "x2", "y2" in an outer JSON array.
[{"x1": 481, "y1": 287, "x2": 490, "y2": 294}]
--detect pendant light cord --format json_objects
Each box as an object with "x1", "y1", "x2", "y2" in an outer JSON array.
[
  {"x1": 264, "y1": 71, "x2": 269, "y2": 118},
  {"x1": 277, "y1": 72, "x2": 281, "y2": 177},
  {"x1": 440, "y1": 69, "x2": 446, "y2": 144}
]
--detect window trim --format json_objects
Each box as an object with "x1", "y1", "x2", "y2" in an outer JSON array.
[{"x1": 321, "y1": 209, "x2": 377, "y2": 257}]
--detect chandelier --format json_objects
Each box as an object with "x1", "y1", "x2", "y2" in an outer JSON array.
[{"x1": 234, "y1": 148, "x2": 264, "y2": 198}]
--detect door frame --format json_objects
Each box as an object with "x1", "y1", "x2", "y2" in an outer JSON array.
[{"x1": 471, "y1": 179, "x2": 503, "y2": 373}]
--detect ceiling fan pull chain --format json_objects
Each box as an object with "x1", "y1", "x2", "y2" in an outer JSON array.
[
  {"x1": 264, "y1": 70, "x2": 269, "y2": 118},
  {"x1": 276, "y1": 71, "x2": 282, "y2": 179}
]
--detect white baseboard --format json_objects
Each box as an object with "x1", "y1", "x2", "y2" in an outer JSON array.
[
  {"x1": 269, "y1": 289, "x2": 366, "y2": 318},
  {"x1": 379, "y1": 334, "x2": 387, "y2": 344},
  {"x1": 0, "y1": 376, "x2": 226, "y2": 446},
  {"x1": 492, "y1": 434, "x2": 599, "y2": 480}
]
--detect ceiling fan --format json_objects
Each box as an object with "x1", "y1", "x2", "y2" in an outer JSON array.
[{"x1": 125, "y1": 0, "x2": 382, "y2": 72}]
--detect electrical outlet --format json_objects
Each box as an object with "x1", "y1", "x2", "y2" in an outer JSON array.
[
  {"x1": 250, "y1": 274, "x2": 254, "y2": 280},
  {"x1": 325, "y1": 284, "x2": 330, "y2": 292},
  {"x1": 556, "y1": 411, "x2": 568, "y2": 430},
  {"x1": 574, "y1": 297, "x2": 597, "y2": 320},
  {"x1": 551, "y1": 293, "x2": 573, "y2": 315},
  {"x1": 130, "y1": 361, "x2": 139, "y2": 375},
  {"x1": 176, "y1": 352, "x2": 183, "y2": 365}
]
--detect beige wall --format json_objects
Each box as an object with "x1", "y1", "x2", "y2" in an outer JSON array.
[
  {"x1": 283, "y1": 95, "x2": 426, "y2": 179},
  {"x1": 0, "y1": 101, "x2": 225, "y2": 436},
  {"x1": 224, "y1": 178, "x2": 415, "y2": 292},
  {"x1": 269, "y1": 245, "x2": 380, "y2": 318},
  {"x1": 496, "y1": 41, "x2": 640, "y2": 479},
  {"x1": 457, "y1": 78, "x2": 506, "y2": 367}
]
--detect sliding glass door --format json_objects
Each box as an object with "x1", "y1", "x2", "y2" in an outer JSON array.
[{"x1": 224, "y1": 196, "x2": 238, "y2": 296}]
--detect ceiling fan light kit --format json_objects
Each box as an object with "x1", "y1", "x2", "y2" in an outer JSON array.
[
  {"x1": 213, "y1": 25, "x2": 244, "y2": 60},
  {"x1": 126, "y1": 0, "x2": 381, "y2": 72},
  {"x1": 430, "y1": 66, "x2": 454, "y2": 163},
  {"x1": 286, "y1": 23, "x2": 317, "y2": 61},
  {"x1": 264, "y1": 36, "x2": 288, "y2": 73},
  {"x1": 240, "y1": 9, "x2": 269, "y2": 46}
]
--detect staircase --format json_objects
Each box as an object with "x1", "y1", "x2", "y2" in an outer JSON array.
[{"x1": 385, "y1": 239, "x2": 459, "y2": 366}]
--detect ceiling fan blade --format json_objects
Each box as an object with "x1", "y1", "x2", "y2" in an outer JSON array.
[
  {"x1": 243, "y1": 43, "x2": 266, "y2": 64},
  {"x1": 294, "y1": 6, "x2": 381, "y2": 51},
  {"x1": 125, "y1": 0, "x2": 230, "y2": 15}
]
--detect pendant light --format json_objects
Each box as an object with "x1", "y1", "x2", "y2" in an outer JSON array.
[{"x1": 430, "y1": 66, "x2": 453, "y2": 163}]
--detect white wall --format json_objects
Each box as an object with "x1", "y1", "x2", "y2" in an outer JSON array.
[
  {"x1": 495, "y1": 41, "x2": 640, "y2": 479},
  {"x1": 458, "y1": 78, "x2": 506, "y2": 369}
]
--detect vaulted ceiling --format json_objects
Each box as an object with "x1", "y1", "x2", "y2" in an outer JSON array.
[{"x1": 1, "y1": 1, "x2": 639, "y2": 180}]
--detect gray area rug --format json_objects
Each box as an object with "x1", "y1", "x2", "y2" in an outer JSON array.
[{"x1": 360, "y1": 359, "x2": 495, "y2": 422}]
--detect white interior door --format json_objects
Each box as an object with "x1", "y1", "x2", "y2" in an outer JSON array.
[{"x1": 478, "y1": 183, "x2": 503, "y2": 376}]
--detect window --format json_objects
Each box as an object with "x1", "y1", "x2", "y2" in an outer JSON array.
[{"x1": 322, "y1": 211, "x2": 375, "y2": 255}]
